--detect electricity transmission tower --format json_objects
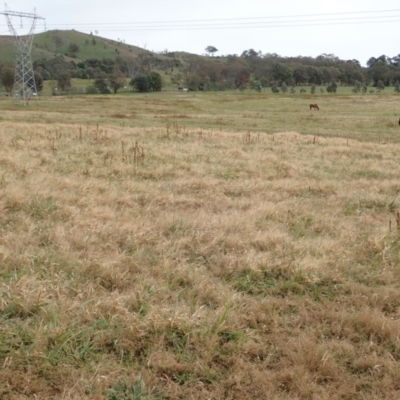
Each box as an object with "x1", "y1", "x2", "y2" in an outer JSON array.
[{"x1": 0, "y1": 4, "x2": 45, "y2": 105}]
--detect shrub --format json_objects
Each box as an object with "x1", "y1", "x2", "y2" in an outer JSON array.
[
  {"x1": 376, "y1": 80, "x2": 385, "y2": 92},
  {"x1": 271, "y1": 85, "x2": 279, "y2": 93},
  {"x1": 352, "y1": 81, "x2": 362, "y2": 94},
  {"x1": 86, "y1": 85, "x2": 99, "y2": 94},
  {"x1": 68, "y1": 43, "x2": 80, "y2": 55},
  {"x1": 326, "y1": 81, "x2": 337, "y2": 93}
]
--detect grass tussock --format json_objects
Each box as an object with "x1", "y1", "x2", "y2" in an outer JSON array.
[{"x1": 1, "y1": 93, "x2": 400, "y2": 398}]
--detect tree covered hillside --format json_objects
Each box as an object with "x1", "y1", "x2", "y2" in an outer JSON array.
[{"x1": 0, "y1": 30, "x2": 400, "y2": 94}]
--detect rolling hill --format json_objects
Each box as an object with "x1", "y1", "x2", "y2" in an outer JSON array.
[{"x1": 0, "y1": 29, "x2": 179, "y2": 64}]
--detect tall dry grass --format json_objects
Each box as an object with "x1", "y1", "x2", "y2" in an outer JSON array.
[{"x1": 1, "y1": 94, "x2": 400, "y2": 399}]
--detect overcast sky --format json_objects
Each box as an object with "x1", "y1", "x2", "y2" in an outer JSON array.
[{"x1": 1, "y1": 0, "x2": 399, "y2": 66}]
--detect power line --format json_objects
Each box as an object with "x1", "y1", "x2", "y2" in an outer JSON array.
[
  {"x1": 43, "y1": 8, "x2": 400, "y2": 26},
  {"x1": 1, "y1": 8, "x2": 399, "y2": 34},
  {"x1": 42, "y1": 18, "x2": 400, "y2": 32}
]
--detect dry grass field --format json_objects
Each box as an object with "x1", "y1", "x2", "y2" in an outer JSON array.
[{"x1": 1, "y1": 92, "x2": 400, "y2": 399}]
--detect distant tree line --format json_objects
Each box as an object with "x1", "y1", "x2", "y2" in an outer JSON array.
[
  {"x1": 172, "y1": 50, "x2": 400, "y2": 93},
  {"x1": 1, "y1": 49, "x2": 400, "y2": 95}
]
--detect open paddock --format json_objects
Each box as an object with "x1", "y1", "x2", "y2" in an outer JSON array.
[{"x1": 1, "y1": 93, "x2": 400, "y2": 399}]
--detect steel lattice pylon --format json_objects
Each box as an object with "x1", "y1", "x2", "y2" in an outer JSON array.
[{"x1": 1, "y1": 4, "x2": 45, "y2": 105}]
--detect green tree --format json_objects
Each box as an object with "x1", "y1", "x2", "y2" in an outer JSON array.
[
  {"x1": 310, "y1": 84, "x2": 316, "y2": 94},
  {"x1": 366, "y1": 57, "x2": 377, "y2": 68},
  {"x1": 147, "y1": 71, "x2": 162, "y2": 91},
  {"x1": 75, "y1": 68, "x2": 88, "y2": 79},
  {"x1": 339, "y1": 62, "x2": 364, "y2": 86},
  {"x1": 40, "y1": 69, "x2": 51, "y2": 80},
  {"x1": 293, "y1": 67, "x2": 308, "y2": 85},
  {"x1": 68, "y1": 43, "x2": 80, "y2": 56},
  {"x1": 321, "y1": 68, "x2": 333, "y2": 84},
  {"x1": 94, "y1": 75, "x2": 109, "y2": 94},
  {"x1": 280, "y1": 81, "x2": 288, "y2": 93},
  {"x1": 35, "y1": 55, "x2": 74, "y2": 80},
  {"x1": 326, "y1": 81, "x2": 337, "y2": 93},
  {"x1": 369, "y1": 61, "x2": 389, "y2": 86},
  {"x1": 259, "y1": 77, "x2": 269, "y2": 88},
  {"x1": 130, "y1": 75, "x2": 150, "y2": 92},
  {"x1": 394, "y1": 80, "x2": 400, "y2": 93},
  {"x1": 234, "y1": 69, "x2": 250, "y2": 88},
  {"x1": 33, "y1": 71, "x2": 43, "y2": 92},
  {"x1": 376, "y1": 80, "x2": 385, "y2": 92},
  {"x1": 108, "y1": 73, "x2": 125, "y2": 94},
  {"x1": 241, "y1": 48, "x2": 259, "y2": 58},
  {"x1": 1, "y1": 67, "x2": 14, "y2": 94},
  {"x1": 271, "y1": 62, "x2": 293, "y2": 85},
  {"x1": 185, "y1": 73, "x2": 202, "y2": 91},
  {"x1": 57, "y1": 73, "x2": 71, "y2": 91},
  {"x1": 250, "y1": 77, "x2": 262, "y2": 92},
  {"x1": 205, "y1": 45, "x2": 218, "y2": 56},
  {"x1": 352, "y1": 80, "x2": 362, "y2": 94},
  {"x1": 306, "y1": 66, "x2": 323, "y2": 85}
]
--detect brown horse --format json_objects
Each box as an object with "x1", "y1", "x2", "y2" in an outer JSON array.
[{"x1": 310, "y1": 104, "x2": 320, "y2": 111}]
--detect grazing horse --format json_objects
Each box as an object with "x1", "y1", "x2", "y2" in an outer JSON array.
[
  {"x1": 310, "y1": 104, "x2": 319, "y2": 111},
  {"x1": 398, "y1": 117, "x2": 400, "y2": 126}
]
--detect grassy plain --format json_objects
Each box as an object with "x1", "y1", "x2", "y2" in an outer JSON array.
[{"x1": 1, "y1": 92, "x2": 400, "y2": 399}]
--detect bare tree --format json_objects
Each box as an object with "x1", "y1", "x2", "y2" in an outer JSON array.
[{"x1": 121, "y1": 57, "x2": 140, "y2": 80}]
